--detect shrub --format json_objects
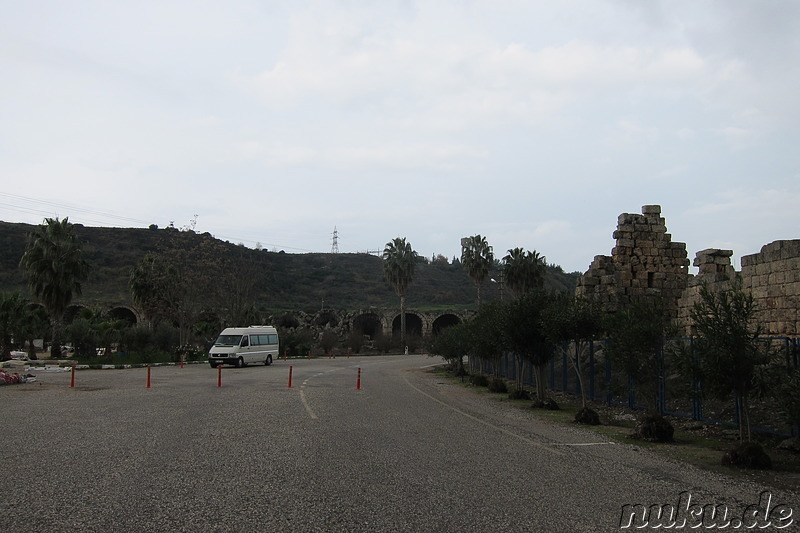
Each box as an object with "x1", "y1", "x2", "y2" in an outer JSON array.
[
  {"x1": 721, "y1": 442, "x2": 772, "y2": 469},
  {"x1": 469, "y1": 374, "x2": 489, "y2": 387},
  {"x1": 631, "y1": 413, "x2": 674, "y2": 442},
  {"x1": 532, "y1": 398, "x2": 560, "y2": 410},
  {"x1": 488, "y1": 377, "x2": 508, "y2": 393},
  {"x1": 575, "y1": 407, "x2": 601, "y2": 425},
  {"x1": 508, "y1": 389, "x2": 531, "y2": 400},
  {"x1": 319, "y1": 328, "x2": 339, "y2": 354}
]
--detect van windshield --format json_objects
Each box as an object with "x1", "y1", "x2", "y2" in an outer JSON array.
[{"x1": 214, "y1": 335, "x2": 243, "y2": 347}]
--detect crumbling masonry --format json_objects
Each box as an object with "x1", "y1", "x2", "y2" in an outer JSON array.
[{"x1": 575, "y1": 205, "x2": 800, "y2": 337}]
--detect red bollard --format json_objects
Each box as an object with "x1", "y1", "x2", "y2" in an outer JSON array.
[
  {"x1": 70, "y1": 365, "x2": 75, "y2": 388},
  {"x1": 180, "y1": 357, "x2": 184, "y2": 369},
  {"x1": 307, "y1": 351, "x2": 311, "y2": 360},
  {"x1": 356, "y1": 367, "x2": 361, "y2": 390},
  {"x1": 217, "y1": 365, "x2": 222, "y2": 388},
  {"x1": 146, "y1": 365, "x2": 151, "y2": 388},
  {"x1": 288, "y1": 365, "x2": 293, "y2": 388}
]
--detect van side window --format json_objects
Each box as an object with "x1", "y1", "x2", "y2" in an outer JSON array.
[
  {"x1": 241, "y1": 336, "x2": 249, "y2": 347},
  {"x1": 268, "y1": 334, "x2": 278, "y2": 345}
]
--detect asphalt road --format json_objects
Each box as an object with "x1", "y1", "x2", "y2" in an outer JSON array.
[{"x1": 1, "y1": 355, "x2": 797, "y2": 532}]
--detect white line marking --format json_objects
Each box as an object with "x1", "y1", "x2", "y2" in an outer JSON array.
[
  {"x1": 299, "y1": 388, "x2": 318, "y2": 420},
  {"x1": 403, "y1": 376, "x2": 565, "y2": 457},
  {"x1": 552, "y1": 442, "x2": 616, "y2": 446}
]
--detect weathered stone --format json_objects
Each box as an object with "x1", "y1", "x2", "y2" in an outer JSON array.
[{"x1": 576, "y1": 207, "x2": 799, "y2": 337}]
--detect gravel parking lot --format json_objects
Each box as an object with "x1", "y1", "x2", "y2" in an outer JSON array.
[{"x1": 1, "y1": 356, "x2": 797, "y2": 532}]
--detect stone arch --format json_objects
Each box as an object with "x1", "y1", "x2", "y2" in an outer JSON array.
[
  {"x1": 391, "y1": 312, "x2": 423, "y2": 338},
  {"x1": 109, "y1": 306, "x2": 137, "y2": 325},
  {"x1": 432, "y1": 313, "x2": 461, "y2": 336},
  {"x1": 351, "y1": 312, "x2": 383, "y2": 340},
  {"x1": 314, "y1": 309, "x2": 339, "y2": 328}
]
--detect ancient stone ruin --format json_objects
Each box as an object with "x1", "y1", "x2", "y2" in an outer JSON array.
[{"x1": 576, "y1": 205, "x2": 800, "y2": 337}]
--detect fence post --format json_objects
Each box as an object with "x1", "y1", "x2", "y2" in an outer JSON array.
[
  {"x1": 657, "y1": 343, "x2": 666, "y2": 415},
  {"x1": 588, "y1": 340, "x2": 596, "y2": 401},
  {"x1": 691, "y1": 337, "x2": 702, "y2": 421},
  {"x1": 604, "y1": 344, "x2": 613, "y2": 406},
  {"x1": 573, "y1": 342, "x2": 581, "y2": 398}
]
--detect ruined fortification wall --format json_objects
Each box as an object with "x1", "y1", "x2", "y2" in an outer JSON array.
[
  {"x1": 575, "y1": 205, "x2": 690, "y2": 318},
  {"x1": 676, "y1": 241, "x2": 800, "y2": 336},
  {"x1": 578, "y1": 205, "x2": 800, "y2": 337}
]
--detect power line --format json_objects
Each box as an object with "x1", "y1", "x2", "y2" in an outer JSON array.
[
  {"x1": 0, "y1": 190, "x2": 319, "y2": 253},
  {"x1": 0, "y1": 191, "x2": 152, "y2": 226}
]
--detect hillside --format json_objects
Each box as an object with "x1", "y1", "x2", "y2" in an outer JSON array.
[{"x1": 0, "y1": 221, "x2": 579, "y2": 312}]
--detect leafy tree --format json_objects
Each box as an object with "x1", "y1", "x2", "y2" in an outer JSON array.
[
  {"x1": 689, "y1": 280, "x2": 772, "y2": 442},
  {"x1": 130, "y1": 231, "x2": 229, "y2": 347},
  {"x1": 346, "y1": 328, "x2": 364, "y2": 354},
  {"x1": 461, "y1": 235, "x2": 494, "y2": 308},
  {"x1": 382, "y1": 237, "x2": 417, "y2": 348},
  {"x1": 430, "y1": 321, "x2": 470, "y2": 374},
  {"x1": 505, "y1": 290, "x2": 557, "y2": 400},
  {"x1": 91, "y1": 316, "x2": 126, "y2": 359},
  {"x1": 503, "y1": 248, "x2": 546, "y2": 298},
  {"x1": 319, "y1": 328, "x2": 339, "y2": 355},
  {"x1": 774, "y1": 366, "x2": 800, "y2": 435},
  {"x1": 220, "y1": 247, "x2": 260, "y2": 326},
  {"x1": 467, "y1": 301, "x2": 508, "y2": 376},
  {"x1": 546, "y1": 293, "x2": 604, "y2": 408},
  {"x1": 64, "y1": 317, "x2": 96, "y2": 358},
  {"x1": 280, "y1": 327, "x2": 315, "y2": 358},
  {"x1": 19, "y1": 217, "x2": 90, "y2": 357},
  {"x1": 130, "y1": 252, "x2": 179, "y2": 328},
  {"x1": 0, "y1": 292, "x2": 26, "y2": 359},
  {"x1": 607, "y1": 295, "x2": 675, "y2": 415},
  {"x1": 19, "y1": 304, "x2": 49, "y2": 360}
]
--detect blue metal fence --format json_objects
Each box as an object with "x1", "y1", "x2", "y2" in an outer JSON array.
[{"x1": 472, "y1": 336, "x2": 799, "y2": 438}]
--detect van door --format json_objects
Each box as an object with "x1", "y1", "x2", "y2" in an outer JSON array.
[{"x1": 238, "y1": 334, "x2": 251, "y2": 365}]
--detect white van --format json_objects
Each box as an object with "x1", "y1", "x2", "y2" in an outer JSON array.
[{"x1": 208, "y1": 326, "x2": 279, "y2": 368}]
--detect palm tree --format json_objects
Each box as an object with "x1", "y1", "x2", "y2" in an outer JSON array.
[
  {"x1": 382, "y1": 237, "x2": 417, "y2": 349},
  {"x1": 461, "y1": 235, "x2": 494, "y2": 308},
  {"x1": 503, "y1": 247, "x2": 546, "y2": 297},
  {"x1": 0, "y1": 292, "x2": 26, "y2": 360},
  {"x1": 19, "y1": 217, "x2": 90, "y2": 357}
]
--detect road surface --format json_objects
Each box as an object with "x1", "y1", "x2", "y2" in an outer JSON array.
[{"x1": 0, "y1": 355, "x2": 796, "y2": 532}]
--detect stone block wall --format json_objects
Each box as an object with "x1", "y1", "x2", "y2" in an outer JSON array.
[
  {"x1": 576, "y1": 205, "x2": 690, "y2": 318},
  {"x1": 578, "y1": 206, "x2": 799, "y2": 337},
  {"x1": 741, "y1": 240, "x2": 800, "y2": 336}
]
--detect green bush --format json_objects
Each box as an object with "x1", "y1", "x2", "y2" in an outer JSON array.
[
  {"x1": 469, "y1": 373, "x2": 489, "y2": 387},
  {"x1": 722, "y1": 442, "x2": 772, "y2": 469},
  {"x1": 488, "y1": 377, "x2": 508, "y2": 393}
]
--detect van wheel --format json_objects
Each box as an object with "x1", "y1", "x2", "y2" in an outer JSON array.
[
  {"x1": 236, "y1": 357, "x2": 244, "y2": 368},
  {"x1": 209, "y1": 362, "x2": 218, "y2": 368},
  {"x1": 265, "y1": 355, "x2": 272, "y2": 366}
]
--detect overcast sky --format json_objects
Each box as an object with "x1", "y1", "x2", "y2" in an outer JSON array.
[{"x1": 1, "y1": 1, "x2": 798, "y2": 273}]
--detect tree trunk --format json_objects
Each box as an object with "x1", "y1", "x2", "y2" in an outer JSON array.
[
  {"x1": 534, "y1": 364, "x2": 547, "y2": 401},
  {"x1": 399, "y1": 294, "x2": 406, "y2": 349},
  {"x1": 573, "y1": 342, "x2": 587, "y2": 408}
]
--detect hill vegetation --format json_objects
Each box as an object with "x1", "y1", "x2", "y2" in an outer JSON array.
[{"x1": 1, "y1": 221, "x2": 580, "y2": 313}]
